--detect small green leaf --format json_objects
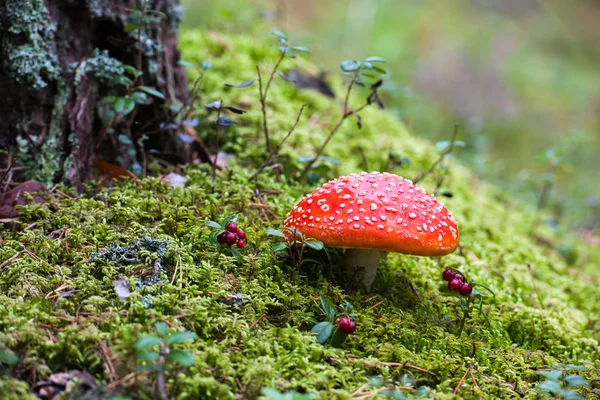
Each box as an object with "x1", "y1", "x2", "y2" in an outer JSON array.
[
  {"x1": 224, "y1": 79, "x2": 255, "y2": 88},
  {"x1": 265, "y1": 229, "x2": 285, "y2": 238},
  {"x1": 536, "y1": 370, "x2": 562, "y2": 381},
  {"x1": 111, "y1": 75, "x2": 133, "y2": 86},
  {"x1": 564, "y1": 374, "x2": 590, "y2": 388},
  {"x1": 371, "y1": 66, "x2": 387, "y2": 74},
  {"x1": 121, "y1": 97, "x2": 135, "y2": 116},
  {"x1": 137, "y1": 351, "x2": 160, "y2": 361},
  {"x1": 340, "y1": 60, "x2": 361, "y2": 72},
  {"x1": 167, "y1": 331, "x2": 197, "y2": 346},
  {"x1": 123, "y1": 65, "x2": 142, "y2": 77},
  {"x1": 206, "y1": 221, "x2": 222, "y2": 229},
  {"x1": 178, "y1": 60, "x2": 199, "y2": 69},
  {"x1": 138, "y1": 86, "x2": 165, "y2": 100},
  {"x1": 135, "y1": 335, "x2": 162, "y2": 351},
  {"x1": 537, "y1": 380, "x2": 562, "y2": 394},
  {"x1": 154, "y1": 322, "x2": 169, "y2": 336},
  {"x1": 560, "y1": 389, "x2": 585, "y2": 400},
  {"x1": 364, "y1": 56, "x2": 386, "y2": 63},
  {"x1": 565, "y1": 364, "x2": 588, "y2": 371},
  {"x1": 290, "y1": 46, "x2": 310, "y2": 53},
  {"x1": 124, "y1": 23, "x2": 138, "y2": 33},
  {"x1": 271, "y1": 242, "x2": 288, "y2": 252},
  {"x1": 167, "y1": 350, "x2": 195, "y2": 366},
  {"x1": 131, "y1": 91, "x2": 147, "y2": 104},
  {"x1": 320, "y1": 296, "x2": 336, "y2": 321},
  {"x1": 272, "y1": 30, "x2": 288, "y2": 40},
  {"x1": 114, "y1": 97, "x2": 126, "y2": 114},
  {"x1": 231, "y1": 246, "x2": 243, "y2": 261},
  {"x1": 361, "y1": 61, "x2": 373, "y2": 70},
  {"x1": 217, "y1": 116, "x2": 237, "y2": 126},
  {"x1": 304, "y1": 239, "x2": 324, "y2": 251},
  {"x1": 311, "y1": 321, "x2": 334, "y2": 344}
]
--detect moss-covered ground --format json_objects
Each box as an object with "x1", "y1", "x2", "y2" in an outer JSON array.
[{"x1": 0, "y1": 30, "x2": 598, "y2": 399}]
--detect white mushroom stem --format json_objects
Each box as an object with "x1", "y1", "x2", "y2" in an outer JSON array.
[{"x1": 343, "y1": 248, "x2": 387, "y2": 291}]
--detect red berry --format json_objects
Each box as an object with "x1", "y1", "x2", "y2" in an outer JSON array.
[
  {"x1": 236, "y1": 239, "x2": 245, "y2": 248},
  {"x1": 459, "y1": 283, "x2": 473, "y2": 296},
  {"x1": 225, "y1": 232, "x2": 237, "y2": 245},
  {"x1": 448, "y1": 279, "x2": 462, "y2": 291},
  {"x1": 217, "y1": 232, "x2": 226, "y2": 244},
  {"x1": 454, "y1": 274, "x2": 465, "y2": 283},
  {"x1": 442, "y1": 269, "x2": 456, "y2": 281},
  {"x1": 227, "y1": 223, "x2": 238, "y2": 233},
  {"x1": 337, "y1": 317, "x2": 356, "y2": 334},
  {"x1": 236, "y1": 229, "x2": 246, "y2": 240}
]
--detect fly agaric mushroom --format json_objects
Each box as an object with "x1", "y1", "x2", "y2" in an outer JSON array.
[{"x1": 284, "y1": 172, "x2": 458, "y2": 290}]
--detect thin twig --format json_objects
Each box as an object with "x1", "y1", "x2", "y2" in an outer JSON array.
[
  {"x1": 299, "y1": 70, "x2": 368, "y2": 181},
  {"x1": 413, "y1": 124, "x2": 459, "y2": 184},
  {"x1": 0, "y1": 250, "x2": 27, "y2": 270},
  {"x1": 453, "y1": 367, "x2": 470, "y2": 395},
  {"x1": 469, "y1": 368, "x2": 479, "y2": 389},
  {"x1": 249, "y1": 314, "x2": 266, "y2": 329},
  {"x1": 98, "y1": 339, "x2": 116, "y2": 383},
  {"x1": 367, "y1": 300, "x2": 384, "y2": 310},
  {"x1": 250, "y1": 104, "x2": 306, "y2": 181}
]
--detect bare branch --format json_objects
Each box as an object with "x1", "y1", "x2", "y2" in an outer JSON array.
[
  {"x1": 413, "y1": 124, "x2": 459, "y2": 184},
  {"x1": 251, "y1": 104, "x2": 306, "y2": 181}
]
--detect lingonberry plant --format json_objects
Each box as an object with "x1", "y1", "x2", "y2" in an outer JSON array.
[
  {"x1": 135, "y1": 321, "x2": 197, "y2": 400},
  {"x1": 203, "y1": 100, "x2": 247, "y2": 180},
  {"x1": 265, "y1": 227, "x2": 325, "y2": 270},
  {"x1": 207, "y1": 215, "x2": 247, "y2": 259},
  {"x1": 439, "y1": 268, "x2": 495, "y2": 337},
  {"x1": 535, "y1": 363, "x2": 591, "y2": 400},
  {"x1": 258, "y1": 30, "x2": 311, "y2": 153},
  {"x1": 298, "y1": 56, "x2": 387, "y2": 181},
  {"x1": 310, "y1": 296, "x2": 357, "y2": 347}
]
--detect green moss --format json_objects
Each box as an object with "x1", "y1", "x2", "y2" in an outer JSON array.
[{"x1": 0, "y1": 30, "x2": 598, "y2": 399}]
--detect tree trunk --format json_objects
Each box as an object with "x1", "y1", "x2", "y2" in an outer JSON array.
[{"x1": 0, "y1": 0, "x2": 189, "y2": 190}]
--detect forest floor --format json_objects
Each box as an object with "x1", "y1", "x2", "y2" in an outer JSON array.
[{"x1": 0, "y1": 30, "x2": 599, "y2": 399}]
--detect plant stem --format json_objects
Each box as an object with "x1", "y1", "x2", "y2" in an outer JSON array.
[
  {"x1": 413, "y1": 124, "x2": 459, "y2": 184},
  {"x1": 250, "y1": 104, "x2": 306, "y2": 181},
  {"x1": 256, "y1": 46, "x2": 287, "y2": 153},
  {"x1": 157, "y1": 342, "x2": 169, "y2": 400},
  {"x1": 298, "y1": 70, "x2": 361, "y2": 181},
  {"x1": 457, "y1": 296, "x2": 471, "y2": 338},
  {"x1": 212, "y1": 105, "x2": 222, "y2": 181}
]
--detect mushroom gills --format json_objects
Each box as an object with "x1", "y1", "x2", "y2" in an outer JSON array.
[{"x1": 343, "y1": 248, "x2": 386, "y2": 290}]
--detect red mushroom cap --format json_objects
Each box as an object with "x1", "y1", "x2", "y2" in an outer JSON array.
[{"x1": 284, "y1": 172, "x2": 458, "y2": 256}]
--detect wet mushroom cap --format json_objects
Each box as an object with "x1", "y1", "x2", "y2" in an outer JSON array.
[{"x1": 284, "y1": 172, "x2": 458, "y2": 256}]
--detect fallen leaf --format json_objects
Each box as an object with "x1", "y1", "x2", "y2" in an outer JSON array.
[
  {"x1": 94, "y1": 160, "x2": 138, "y2": 181},
  {"x1": 0, "y1": 181, "x2": 48, "y2": 218}
]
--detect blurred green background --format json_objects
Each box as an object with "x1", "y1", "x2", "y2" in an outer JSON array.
[{"x1": 180, "y1": 0, "x2": 600, "y2": 232}]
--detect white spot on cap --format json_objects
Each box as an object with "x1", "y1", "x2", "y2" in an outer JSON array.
[{"x1": 409, "y1": 213, "x2": 417, "y2": 219}]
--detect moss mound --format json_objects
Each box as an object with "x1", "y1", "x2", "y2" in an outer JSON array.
[{"x1": 0, "y1": 30, "x2": 598, "y2": 399}]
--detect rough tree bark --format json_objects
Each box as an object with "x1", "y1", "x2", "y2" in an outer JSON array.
[{"x1": 0, "y1": 0, "x2": 189, "y2": 190}]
